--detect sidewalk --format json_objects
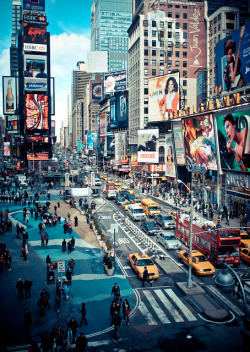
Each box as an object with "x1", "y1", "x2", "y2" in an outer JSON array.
[{"x1": 0, "y1": 194, "x2": 135, "y2": 350}]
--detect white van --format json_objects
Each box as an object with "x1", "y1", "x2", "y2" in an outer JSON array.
[{"x1": 128, "y1": 204, "x2": 146, "y2": 221}]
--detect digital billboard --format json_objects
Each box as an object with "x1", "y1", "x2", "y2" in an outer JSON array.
[
  {"x1": 115, "y1": 132, "x2": 127, "y2": 161},
  {"x1": 138, "y1": 129, "x2": 159, "y2": 163},
  {"x1": 2, "y1": 77, "x2": 18, "y2": 115},
  {"x1": 23, "y1": 0, "x2": 45, "y2": 12},
  {"x1": 26, "y1": 135, "x2": 49, "y2": 161},
  {"x1": 4, "y1": 142, "x2": 10, "y2": 156},
  {"x1": 215, "y1": 23, "x2": 250, "y2": 92},
  {"x1": 149, "y1": 72, "x2": 180, "y2": 122},
  {"x1": 87, "y1": 132, "x2": 97, "y2": 150},
  {"x1": 100, "y1": 113, "x2": 107, "y2": 137},
  {"x1": 25, "y1": 93, "x2": 49, "y2": 131},
  {"x1": 104, "y1": 70, "x2": 127, "y2": 94},
  {"x1": 165, "y1": 134, "x2": 176, "y2": 178},
  {"x1": 182, "y1": 115, "x2": 217, "y2": 170},
  {"x1": 91, "y1": 83, "x2": 102, "y2": 100},
  {"x1": 23, "y1": 22, "x2": 47, "y2": 44},
  {"x1": 216, "y1": 111, "x2": 250, "y2": 172},
  {"x1": 24, "y1": 54, "x2": 47, "y2": 92},
  {"x1": 173, "y1": 123, "x2": 185, "y2": 165}
]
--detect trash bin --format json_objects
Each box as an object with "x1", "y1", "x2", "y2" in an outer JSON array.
[{"x1": 47, "y1": 270, "x2": 55, "y2": 284}]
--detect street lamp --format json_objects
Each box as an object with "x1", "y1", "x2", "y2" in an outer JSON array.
[
  {"x1": 215, "y1": 260, "x2": 250, "y2": 351},
  {"x1": 177, "y1": 179, "x2": 194, "y2": 288}
]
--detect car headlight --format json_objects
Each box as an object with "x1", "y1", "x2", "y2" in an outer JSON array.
[{"x1": 197, "y1": 269, "x2": 204, "y2": 272}]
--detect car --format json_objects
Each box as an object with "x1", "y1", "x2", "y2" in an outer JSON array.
[
  {"x1": 240, "y1": 248, "x2": 250, "y2": 264},
  {"x1": 240, "y1": 231, "x2": 250, "y2": 249},
  {"x1": 120, "y1": 190, "x2": 130, "y2": 198},
  {"x1": 125, "y1": 194, "x2": 136, "y2": 202},
  {"x1": 121, "y1": 201, "x2": 131, "y2": 211},
  {"x1": 156, "y1": 231, "x2": 181, "y2": 250},
  {"x1": 19, "y1": 182, "x2": 28, "y2": 189},
  {"x1": 154, "y1": 213, "x2": 176, "y2": 229},
  {"x1": 168, "y1": 211, "x2": 177, "y2": 220},
  {"x1": 141, "y1": 220, "x2": 161, "y2": 236},
  {"x1": 132, "y1": 198, "x2": 142, "y2": 206},
  {"x1": 128, "y1": 251, "x2": 159, "y2": 280},
  {"x1": 127, "y1": 189, "x2": 135, "y2": 195},
  {"x1": 115, "y1": 195, "x2": 125, "y2": 205},
  {"x1": 178, "y1": 250, "x2": 215, "y2": 276},
  {"x1": 114, "y1": 180, "x2": 121, "y2": 186}
]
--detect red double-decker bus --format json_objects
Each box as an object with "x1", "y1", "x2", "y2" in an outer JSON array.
[{"x1": 176, "y1": 215, "x2": 241, "y2": 266}]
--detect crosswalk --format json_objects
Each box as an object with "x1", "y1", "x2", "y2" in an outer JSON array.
[{"x1": 135, "y1": 288, "x2": 197, "y2": 326}]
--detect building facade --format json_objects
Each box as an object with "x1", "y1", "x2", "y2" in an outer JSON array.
[{"x1": 10, "y1": 0, "x2": 22, "y2": 77}]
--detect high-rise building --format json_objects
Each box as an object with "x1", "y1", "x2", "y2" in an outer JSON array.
[
  {"x1": 91, "y1": 0, "x2": 132, "y2": 71},
  {"x1": 10, "y1": 0, "x2": 22, "y2": 76},
  {"x1": 72, "y1": 62, "x2": 91, "y2": 106}
]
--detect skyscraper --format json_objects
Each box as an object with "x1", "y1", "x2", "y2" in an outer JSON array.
[
  {"x1": 10, "y1": 0, "x2": 22, "y2": 76},
  {"x1": 91, "y1": 0, "x2": 132, "y2": 72}
]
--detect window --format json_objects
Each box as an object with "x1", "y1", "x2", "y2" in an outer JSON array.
[
  {"x1": 152, "y1": 40, "x2": 156, "y2": 47},
  {"x1": 160, "y1": 69, "x2": 164, "y2": 76},
  {"x1": 144, "y1": 49, "x2": 148, "y2": 56},
  {"x1": 160, "y1": 21, "x2": 164, "y2": 28},
  {"x1": 183, "y1": 89, "x2": 187, "y2": 96},
  {"x1": 144, "y1": 88, "x2": 148, "y2": 94},
  {"x1": 168, "y1": 12, "x2": 172, "y2": 17},
  {"x1": 168, "y1": 41, "x2": 172, "y2": 47},
  {"x1": 176, "y1": 13, "x2": 180, "y2": 18},
  {"x1": 183, "y1": 32, "x2": 187, "y2": 39},
  {"x1": 144, "y1": 69, "x2": 148, "y2": 75},
  {"x1": 144, "y1": 107, "x2": 148, "y2": 114},
  {"x1": 183, "y1": 80, "x2": 187, "y2": 86},
  {"x1": 144, "y1": 30, "x2": 148, "y2": 36},
  {"x1": 152, "y1": 59, "x2": 156, "y2": 66},
  {"x1": 176, "y1": 32, "x2": 180, "y2": 39},
  {"x1": 160, "y1": 41, "x2": 164, "y2": 47},
  {"x1": 183, "y1": 13, "x2": 187, "y2": 19},
  {"x1": 176, "y1": 22, "x2": 180, "y2": 29},
  {"x1": 152, "y1": 49, "x2": 156, "y2": 56},
  {"x1": 168, "y1": 32, "x2": 172, "y2": 38},
  {"x1": 226, "y1": 13, "x2": 235, "y2": 20},
  {"x1": 183, "y1": 70, "x2": 187, "y2": 78},
  {"x1": 160, "y1": 60, "x2": 164, "y2": 66},
  {"x1": 183, "y1": 61, "x2": 187, "y2": 67},
  {"x1": 152, "y1": 20, "x2": 156, "y2": 27},
  {"x1": 175, "y1": 61, "x2": 180, "y2": 67},
  {"x1": 168, "y1": 60, "x2": 172, "y2": 67},
  {"x1": 143, "y1": 20, "x2": 148, "y2": 27},
  {"x1": 160, "y1": 50, "x2": 164, "y2": 57},
  {"x1": 152, "y1": 31, "x2": 157, "y2": 37},
  {"x1": 168, "y1": 22, "x2": 172, "y2": 29},
  {"x1": 152, "y1": 69, "x2": 156, "y2": 76},
  {"x1": 183, "y1": 51, "x2": 187, "y2": 58},
  {"x1": 183, "y1": 23, "x2": 187, "y2": 30},
  {"x1": 226, "y1": 23, "x2": 235, "y2": 30},
  {"x1": 218, "y1": 14, "x2": 221, "y2": 21},
  {"x1": 144, "y1": 78, "x2": 148, "y2": 85},
  {"x1": 144, "y1": 59, "x2": 148, "y2": 66},
  {"x1": 175, "y1": 51, "x2": 179, "y2": 57},
  {"x1": 183, "y1": 42, "x2": 187, "y2": 48},
  {"x1": 176, "y1": 42, "x2": 180, "y2": 48},
  {"x1": 144, "y1": 40, "x2": 148, "y2": 46}
]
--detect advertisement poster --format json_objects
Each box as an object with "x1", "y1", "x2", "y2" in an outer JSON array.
[
  {"x1": 2, "y1": 77, "x2": 18, "y2": 115},
  {"x1": 25, "y1": 94, "x2": 49, "y2": 131},
  {"x1": 104, "y1": 70, "x2": 127, "y2": 93},
  {"x1": 100, "y1": 113, "x2": 107, "y2": 137},
  {"x1": 24, "y1": 54, "x2": 47, "y2": 92},
  {"x1": 91, "y1": 83, "x2": 102, "y2": 100},
  {"x1": 23, "y1": 0, "x2": 45, "y2": 12},
  {"x1": 165, "y1": 134, "x2": 176, "y2": 178},
  {"x1": 4, "y1": 142, "x2": 10, "y2": 156},
  {"x1": 216, "y1": 111, "x2": 250, "y2": 172},
  {"x1": 87, "y1": 132, "x2": 97, "y2": 150},
  {"x1": 182, "y1": 115, "x2": 217, "y2": 170},
  {"x1": 138, "y1": 129, "x2": 159, "y2": 163},
  {"x1": 149, "y1": 72, "x2": 180, "y2": 122},
  {"x1": 173, "y1": 123, "x2": 185, "y2": 165},
  {"x1": 115, "y1": 132, "x2": 126, "y2": 161},
  {"x1": 215, "y1": 23, "x2": 250, "y2": 92},
  {"x1": 23, "y1": 22, "x2": 47, "y2": 44}
]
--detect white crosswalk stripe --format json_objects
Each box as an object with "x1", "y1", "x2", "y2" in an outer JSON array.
[
  {"x1": 143, "y1": 290, "x2": 171, "y2": 324},
  {"x1": 154, "y1": 289, "x2": 184, "y2": 322},
  {"x1": 165, "y1": 289, "x2": 197, "y2": 321},
  {"x1": 138, "y1": 301, "x2": 158, "y2": 325}
]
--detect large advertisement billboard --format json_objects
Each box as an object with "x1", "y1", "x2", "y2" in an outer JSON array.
[
  {"x1": 23, "y1": 22, "x2": 47, "y2": 44},
  {"x1": 23, "y1": 0, "x2": 45, "y2": 12},
  {"x1": 173, "y1": 123, "x2": 185, "y2": 165},
  {"x1": 4, "y1": 142, "x2": 10, "y2": 156},
  {"x1": 215, "y1": 23, "x2": 250, "y2": 92},
  {"x1": 100, "y1": 113, "x2": 107, "y2": 137},
  {"x1": 165, "y1": 134, "x2": 176, "y2": 178},
  {"x1": 25, "y1": 94, "x2": 49, "y2": 131},
  {"x1": 2, "y1": 77, "x2": 18, "y2": 115},
  {"x1": 24, "y1": 54, "x2": 47, "y2": 92},
  {"x1": 109, "y1": 91, "x2": 129, "y2": 129},
  {"x1": 216, "y1": 111, "x2": 250, "y2": 172},
  {"x1": 182, "y1": 115, "x2": 217, "y2": 170},
  {"x1": 115, "y1": 132, "x2": 127, "y2": 161},
  {"x1": 104, "y1": 70, "x2": 127, "y2": 94},
  {"x1": 87, "y1": 132, "x2": 97, "y2": 150},
  {"x1": 149, "y1": 72, "x2": 180, "y2": 122},
  {"x1": 91, "y1": 83, "x2": 103, "y2": 100},
  {"x1": 138, "y1": 129, "x2": 159, "y2": 163}
]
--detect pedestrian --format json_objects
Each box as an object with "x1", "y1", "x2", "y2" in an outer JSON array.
[
  {"x1": 110, "y1": 301, "x2": 118, "y2": 321},
  {"x1": 57, "y1": 200, "x2": 60, "y2": 208},
  {"x1": 122, "y1": 299, "x2": 130, "y2": 325},
  {"x1": 76, "y1": 332, "x2": 88, "y2": 352},
  {"x1": 46, "y1": 255, "x2": 51, "y2": 266},
  {"x1": 66, "y1": 268, "x2": 73, "y2": 285},
  {"x1": 0, "y1": 254, "x2": 5, "y2": 273},
  {"x1": 62, "y1": 239, "x2": 66, "y2": 253},
  {"x1": 226, "y1": 213, "x2": 230, "y2": 226},
  {"x1": 26, "y1": 213, "x2": 29, "y2": 224},
  {"x1": 40, "y1": 288, "x2": 50, "y2": 310},
  {"x1": 63, "y1": 280, "x2": 70, "y2": 300},
  {"x1": 67, "y1": 240, "x2": 72, "y2": 254},
  {"x1": 41, "y1": 233, "x2": 45, "y2": 246},
  {"x1": 79, "y1": 302, "x2": 88, "y2": 326},
  {"x1": 54, "y1": 205, "x2": 57, "y2": 214},
  {"x1": 63, "y1": 222, "x2": 67, "y2": 235},
  {"x1": 22, "y1": 247, "x2": 27, "y2": 261},
  {"x1": 24, "y1": 308, "x2": 32, "y2": 341},
  {"x1": 111, "y1": 282, "x2": 120, "y2": 301},
  {"x1": 44, "y1": 232, "x2": 49, "y2": 246},
  {"x1": 67, "y1": 317, "x2": 79, "y2": 342},
  {"x1": 111, "y1": 311, "x2": 121, "y2": 341},
  {"x1": 65, "y1": 326, "x2": 73, "y2": 350},
  {"x1": 68, "y1": 258, "x2": 75, "y2": 273},
  {"x1": 55, "y1": 294, "x2": 61, "y2": 313},
  {"x1": 16, "y1": 278, "x2": 24, "y2": 299},
  {"x1": 142, "y1": 267, "x2": 152, "y2": 287},
  {"x1": 71, "y1": 236, "x2": 75, "y2": 251},
  {"x1": 74, "y1": 216, "x2": 78, "y2": 227},
  {"x1": 24, "y1": 278, "x2": 32, "y2": 300},
  {"x1": 6, "y1": 252, "x2": 12, "y2": 271}
]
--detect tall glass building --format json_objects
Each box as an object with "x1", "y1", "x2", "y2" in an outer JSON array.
[
  {"x1": 91, "y1": 0, "x2": 132, "y2": 72},
  {"x1": 10, "y1": 0, "x2": 22, "y2": 76}
]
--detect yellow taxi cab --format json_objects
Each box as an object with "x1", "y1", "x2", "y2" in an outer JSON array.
[
  {"x1": 107, "y1": 179, "x2": 114, "y2": 184},
  {"x1": 132, "y1": 199, "x2": 142, "y2": 206},
  {"x1": 168, "y1": 211, "x2": 177, "y2": 220},
  {"x1": 127, "y1": 189, "x2": 135, "y2": 195},
  {"x1": 117, "y1": 186, "x2": 128, "y2": 193},
  {"x1": 128, "y1": 251, "x2": 159, "y2": 280},
  {"x1": 240, "y1": 248, "x2": 250, "y2": 264},
  {"x1": 178, "y1": 249, "x2": 215, "y2": 276},
  {"x1": 121, "y1": 200, "x2": 131, "y2": 210},
  {"x1": 99, "y1": 173, "x2": 104, "y2": 179},
  {"x1": 240, "y1": 231, "x2": 250, "y2": 249},
  {"x1": 114, "y1": 180, "x2": 121, "y2": 186}
]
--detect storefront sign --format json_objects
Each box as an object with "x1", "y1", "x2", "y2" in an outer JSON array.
[
  {"x1": 185, "y1": 156, "x2": 207, "y2": 177},
  {"x1": 225, "y1": 173, "x2": 250, "y2": 188}
]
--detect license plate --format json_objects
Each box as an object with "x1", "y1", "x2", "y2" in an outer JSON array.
[{"x1": 149, "y1": 276, "x2": 153, "y2": 279}]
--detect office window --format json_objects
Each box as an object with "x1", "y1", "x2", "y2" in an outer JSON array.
[
  {"x1": 183, "y1": 32, "x2": 187, "y2": 39},
  {"x1": 183, "y1": 80, "x2": 187, "y2": 86},
  {"x1": 175, "y1": 61, "x2": 180, "y2": 67},
  {"x1": 160, "y1": 69, "x2": 164, "y2": 76},
  {"x1": 168, "y1": 32, "x2": 172, "y2": 38},
  {"x1": 176, "y1": 13, "x2": 180, "y2": 18},
  {"x1": 168, "y1": 41, "x2": 172, "y2": 47},
  {"x1": 144, "y1": 30, "x2": 148, "y2": 36},
  {"x1": 160, "y1": 60, "x2": 164, "y2": 66},
  {"x1": 168, "y1": 51, "x2": 172, "y2": 57},
  {"x1": 151, "y1": 59, "x2": 156, "y2": 66},
  {"x1": 160, "y1": 50, "x2": 164, "y2": 57},
  {"x1": 168, "y1": 12, "x2": 172, "y2": 17},
  {"x1": 144, "y1": 40, "x2": 148, "y2": 46},
  {"x1": 183, "y1": 51, "x2": 187, "y2": 58},
  {"x1": 226, "y1": 13, "x2": 235, "y2": 20},
  {"x1": 144, "y1": 69, "x2": 148, "y2": 75},
  {"x1": 152, "y1": 31, "x2": 157, "y2": 37},
  {"x1": 144, "y1": 107, "x2": 148, "y2": 114},
  {"x1": 152, "y1": 49, "x2": 156, "y2": 56},
  {"x1": 226, "y1": 23, "x2": 235, "y2": 30},
  {"x1": 143, "y1": 20, "x2": 148, "y2": 27},
  {"x1": 144, "y1": 49, "x2": 148, "y2": 56},
  {"x1": 152, "y1": 40, "x2": 156, "y2": 47},
  {"x1": 152, "y1": 20, "x2": 156, "y2": 27},
  {"x1": 183, "y1": 89, "x2": 187, "y2": 96},
  {"x1": 175, "y1": 51, "x2": 179, "y2": 57},
  {"x1": 183, "y1": 70, "x2": 187, "y2": 78},
  {"x1": 183, "y1": 23, "x2": 187, "y2": 30},
  {"x1": 152, "y1": 69, "x2": 156, "y2": 76},
  {"x1": 176, "y1": 22, "x2": 180, "y2": 29},
  {"x1": 168, "y1": 22, "x2": 172, "y2": 28},
  {"x1": 144, "y1": 88, "x2": 148, "y2": 94},
  {"x1": 176, "y1": 32, "x2": 180, "y2": 39},
  {"x1": 168, "y1": 60, "x2": 172, "y2": 67},
  {"x1": 176, "y1": 42, "x2": 180, "y2": 48},
  {"x1": 144, "y1": 78, "x2": 148, "y2": 85},
  {"x1": 183, "y1": 61, "x2": 187, "y2": 67},
  {"x1": 183, "y1": 13, "x2": 187, "y2": 19},
  {"x1": 160, "y1": 21, "x2": 164, "y2": 28},
  {"x1": 160, "y1": 41, "x2": 164, "y2": 47},
  {"x1": 183, "y1": 42, "x2": 187, "y2": 48},
  {"x1": 144, "y1": 59, "x2": 148, "y2": 66}
]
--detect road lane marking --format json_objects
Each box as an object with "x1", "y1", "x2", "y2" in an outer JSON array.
[{"x1": 165, "y1": 289, "x2": 197, "y2": 321}]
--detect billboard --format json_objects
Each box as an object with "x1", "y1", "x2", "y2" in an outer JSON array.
[
  {"x1": 23, "y1": 43, "x2": 47, "y2": 53},
  {"x1": 91, "y1": 83, "x2": 103, "y2": 100},
  {"x1": 23, "y1": 13, "x2": 46, "y2": 24},
  {"x1": 173, "y1": 123, "x2": 185, "y2": 165},
  {"x1": 165, "y1": 134, "x2": 176, "y2": 178},
  {"x1": 87, "y1": 132, "x2": 97, "y2": 150},
  {"x1": 138, "y1": 129, "x2": 159, "y2": 163},
  {"x1": 104, "y1": 70, "x2": 127, "y2": 94},
  {"x1": 182, "y1": 115, "x2": 217, "y2": 170},
  {"x1": 2, "y1": 77, "x2": 18, "y2": 115},
  {"x1": 24, "y1": 54, "x2": 47, "y2": 92},
  {"x1": 100, "y1": 113, "x2": 107, "y2": 137},
  {"x1": 23, "y1": 0, "x2": 45, "y2": 12},
  {"x1": 215, "y1": 23, "x2": 250, "y2": 92},
  {"x1": 23, "y1": 22, "x2": 47, "y2": 44},
  {"x1": 149, "y1": 72, "x2": 180, "y2": 122},
  {"x1": 25, "y1": 94, "x2": 49, "y2": 131},
  {"x1": 216, "y1": 111, "x2": 250, "y2": 172},
  {"x1": 4, "y1": 142, "x2": 10, "y2": 156},
  {"x1": 115, "y1": 132, "x2": 127, "y2": 161}
]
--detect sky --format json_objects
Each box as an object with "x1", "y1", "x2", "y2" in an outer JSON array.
[{"x1": 0, "y1": 0, "x2": 93, "y2": 137}]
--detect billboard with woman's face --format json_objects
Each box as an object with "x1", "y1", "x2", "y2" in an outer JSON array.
[
  {"x1": 182, "y1": 115, "x2": 217, "y2": 170},
  {"x1": 149, "y1": 72, "x2": 179, "y2": 122},
  {"x1": 138, "y1": 129, "x2": 159, "y2": 163},
  {"x1": 216, "y1": 111, "x2": 250, "y2": 172},
  {"x1": 165, "y1": 134, "x2": 176, "y2": 178}
]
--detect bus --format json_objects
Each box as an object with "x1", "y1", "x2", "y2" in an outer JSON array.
[
  {"x1": 176, "y1": 214, "x2": 241, "y2": 266},
  {"x1": 141, "y1": 199, "x2": 160, "y2": 217}
]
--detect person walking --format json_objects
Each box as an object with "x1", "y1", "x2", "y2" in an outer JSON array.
[
  {"x1": 226, "y1": 213, "x2": 230, "y2": 226},
  {"x1": 6, "y1": 252, "x2": 12, "y2": 271},
  {"x1": 65, "y1": 326, "x2": 73, "y2": 350},
  {"x1": 24, "y1": 308, "x2": 32, "y2": 342},
  {"x1": 66, "y1": 268, "x2": 73, "y2": 285},
  {"x1": 62, "y1": 239, "x2": 66, "y2": 253},
  {"x1": 67, "y1": 240, "x2": 72, "y2": 254},
  {"x1": 26, "y1": 214, "x2": 29, "y2": 224},
  {"x1": 74, "y1": 216, "x2": 78, "y2": 227},
  {"x1": 63, "y1": 280, "x2": 70, "y2": 300},
  {"x1": 122, "y1": 299, "x2": 130, "y2": 325},
  {"x1": 111, "y1": 283, "x2": 120, "y2": 302},
  {"x1": 41, "y1": 233, "x2": 45, "y2": 247},
  {"x1": 76, "y1": 332, "x2": 88, "y2": 352},
  {"x1": 63, "y1": 222, "x2": 67, "y2": 235},
  {"x1": 71, "y1": 237, "x2": 75, "y2": 251},
  {"x1": 142, "y1": 267, "x2": 152, "y2": 287},
  {"x1": 44, "y1": 232, "x2": 49, "y2": 246},
  {"x1": 68, "y1": 258, "x2": 75, "y2": 274},
  {"x1": 16, "y1": 278, "x2": 24, "y2": 299},
  {"x1": 67, "y1": 317, "x2": 79, "y2": 342},
  {"x1": 24, "y1": 278, "x2": 32, "y2": 301},
  {"x1": 79, "y1": 302, "x2": 88, "y2": 326},
  {"x1": 111, "y1": 311, "x2": 121, "y2": 341}
]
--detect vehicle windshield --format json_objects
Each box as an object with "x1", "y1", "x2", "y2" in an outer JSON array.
[
  {"x1": 109, "y1": 190, "x2": 116, "y2": 194},
  {"x1": 218, "y1": 246, "x2": 239, "y2": 257},
  {"x1": 134, "y1": 209, "x2": 144, "y2": 214},
  {"x1": 241, "y1": 233, "x2": 250, "y2": 240},
  {"x1": 147, "y1": 222, "x2": 157, "y2": 228},
  {"x1": 195, "y1": 256, "x2": 208, "y2": 262},
  {"x1": 135, "y1": 200, "x2": 141, "y2": 203},
  {"x1": 118, "y1": 197, "x2": 125, "y2": 201},
  {"x1": 148, "y1": 206, "x2": 159, "y2": 211},
  {"x1": 137, "y1": 259, "x2": 154, "y2": 266},
  {"x1": 163, "y1": 216, "x2": 173, "y2": 221},
  {"x1": 165, "y1": 236, "x2": 176, "y2": 240},
  {"x1": 219, "y1": 230, "x2": 240, "y2": 239}
]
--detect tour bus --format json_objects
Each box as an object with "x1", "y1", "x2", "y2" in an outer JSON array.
[
  {"x1": 128, "y1": 204, "x2": 146, "y2": 221},
  {"x1": 141, "y1": 199, "x2": 160, "y2": 217},
  {"x1": 176, "y1": 214, "x2": 241, "y2": 266}
]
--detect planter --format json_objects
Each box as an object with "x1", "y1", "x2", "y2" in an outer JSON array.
[{"x1": 105, "y1": 266, "x2": 114, "y2": 276}]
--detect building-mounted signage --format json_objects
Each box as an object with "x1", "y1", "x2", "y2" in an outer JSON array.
[{"x1": 23, "y1": 43, "x2": 47, "y2": 53}]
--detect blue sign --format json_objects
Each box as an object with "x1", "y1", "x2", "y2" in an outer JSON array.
[{"x1": 23, "y1": 0, "x2": 45, "y2": 12}]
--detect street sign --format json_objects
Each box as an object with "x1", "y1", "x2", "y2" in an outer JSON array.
[
  {"x1": 111, "y1": 224, "x2": 119, "y2": 234},
  {"x1": 57, "y1": 260, "x2": 65, "y2": 273}
]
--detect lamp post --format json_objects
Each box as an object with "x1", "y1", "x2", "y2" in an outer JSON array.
[{"x1": 215, "y1": 260, "x2": 250, "y2": 351}]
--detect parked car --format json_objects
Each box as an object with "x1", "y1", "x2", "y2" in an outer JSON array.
[
  {"x1": 141, "y1": 220, "x2": 161, "y2": 236},
  {"x1": 156, "y1": 231, "x2": 181, "y2": 250},
  {"x1": 154, "y1": 213, "x2": 176, "y2": 229}
]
